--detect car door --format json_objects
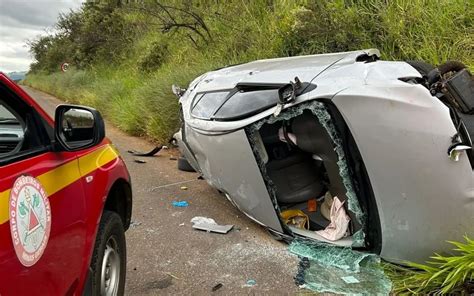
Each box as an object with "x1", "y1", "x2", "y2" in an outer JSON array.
[{"x1": 0, "y1": 78, "x2": 88, "y2": 295}]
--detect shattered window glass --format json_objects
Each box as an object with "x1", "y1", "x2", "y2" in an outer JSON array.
[{"x1": 289, "y1": 239, "x2": 392, "y2": 295}]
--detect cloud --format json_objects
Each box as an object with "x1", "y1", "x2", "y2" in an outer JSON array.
[{"x1": 0, "y1": 0, "x2": 83, "y2": 72}]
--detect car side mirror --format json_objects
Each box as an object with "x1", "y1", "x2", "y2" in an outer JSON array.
[{"x1": 54, "y1": 105, "x2": 105, "y2": 151}]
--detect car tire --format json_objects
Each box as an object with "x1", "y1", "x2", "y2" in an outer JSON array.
[
  {"x1": 89, "y1": 211, "x2": 126, "y2": 296},
  {"x1": 406, "y1": 60, "x2": 435, "y2": 76},
  {"x1": 177, "y1": 156, "x2": 196, "y2": 172}
]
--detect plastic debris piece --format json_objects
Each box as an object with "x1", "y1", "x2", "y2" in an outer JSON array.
[
  {"x1": 192, "y1": 223, "x2": 233, "y2": 234},
  {"x1": 134, "y1": 159, "x2": 147, "y2": 164},
  {"x1": 307, "y1": 199, "x2": 317, "y2": 212},
  {"x1": 281, "y1": 209, "x2": 309, "y2": 229},
  {"x1": 129, "y1": 220, "x2": 142, "y2": 228},
  {"x1": 245, "y1": 279, "x2": 256, "y2": 287},
  {"x1": 212, "y1": 283, "x2": 223, "y2": 292},
  {"x1": 128, "y1": 146, "x2": 162, "y2": 157},
  {"x1": 179, "y1": 223, "x2": 185, "y2": 227},
  {"x1": 191, "y1": 216, "x2": 216, "y2": 225},
  {"x1": 341, "y1": 276, "x2": 360, "y2": 284},
  {"x1": 172, "y1": 201, "x2": 189, "y2": 207},
  {"x1": 289, "y1": 239, "x2": 392, "y2": 295},
  {"x1": 180, "y1": 186, "x2": 188, "y2": 190}
]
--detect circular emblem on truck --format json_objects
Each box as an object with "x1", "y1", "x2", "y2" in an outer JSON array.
[{"x1": 9, "y1": 175, "x2": 51, "y2": 267}]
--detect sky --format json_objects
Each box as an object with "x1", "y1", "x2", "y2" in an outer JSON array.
[{"x1": 0, "y1": 0, "x2": 83, "y2": 73}]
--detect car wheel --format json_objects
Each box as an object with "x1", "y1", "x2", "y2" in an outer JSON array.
[
  {"x1": 89, "y1": 211, "x2": 126, "y2": 296},
  {"x1": 177, "y1": 156, "x2": 196, "y2": 172},
  {"x1": 406, "y1": 60, "x2": 435, "y2": 76}
]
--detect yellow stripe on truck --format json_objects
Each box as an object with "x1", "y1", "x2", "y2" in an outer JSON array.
[{"x1": 0, "y1": 144, "x2": 119, "y2": 225}]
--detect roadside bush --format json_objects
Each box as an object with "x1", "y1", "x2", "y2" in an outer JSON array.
[
  {"x1": 284, "y1": 0, "x2": 473, "y2": 67},
  {"x1": 139, "y1": 41, "x2": 170, "y2": 72}
]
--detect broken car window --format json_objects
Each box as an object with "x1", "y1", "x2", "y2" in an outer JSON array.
[
  {"x1": 213, "y1": 89, "x2": 279, "y2": 121},
  {"x1": 191, "y1": 91, "x2": 228, "y2": 119}
]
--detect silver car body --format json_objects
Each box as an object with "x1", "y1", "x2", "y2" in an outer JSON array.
[{"x1": 176, "y1": 49, "x2": 474, "y2": 263}]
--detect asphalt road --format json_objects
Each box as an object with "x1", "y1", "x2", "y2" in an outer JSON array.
[{"x1": 21, "y1": 86, "x2": 301, "y2": 295}]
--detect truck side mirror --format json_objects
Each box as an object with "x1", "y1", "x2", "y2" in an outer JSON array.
[{"x1": 54, "y1": 104, "x2": 105, "y2": 151}]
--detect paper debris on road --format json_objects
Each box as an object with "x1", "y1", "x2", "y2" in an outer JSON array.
[
  {"x1": 190, "y1": 216, "x2": 233, "y2": 234},
  {"x1": 191, "y1": 216, "x2": 216, "y2": 225}
]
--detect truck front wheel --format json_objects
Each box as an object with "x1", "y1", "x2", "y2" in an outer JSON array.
[{"x1": 89, "y1": 211, "x2": 126, "y2": 296}]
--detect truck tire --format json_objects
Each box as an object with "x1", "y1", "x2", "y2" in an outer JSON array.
[
  {"x1": 89, "y1": 211, "x2": 126, "y2": 296},
  {"x1": 406, "y1": 60, "x2": 435, "y2": 76},
  {"x1": 177, "y1": 156, "x2": 196, "y2": 172}
]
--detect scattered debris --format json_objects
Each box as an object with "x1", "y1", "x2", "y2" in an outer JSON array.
[
  {"x1": 180, "y1": 186, "x2": 188, "y2": 190},
  {"x1": 162, "y1": 145, "x2": 169, "y2": 149},
  {"x1": 169, "y1": 156, "x2": 177, "y2": 160},
  {"x1": 172, "y1": 201, "x2": 189, "y2": 207},
  {"x1": 212, "y1": 283, "x2": 223, "y2": 292},
  {"x1": 163, "y1": 272, "x2": 180, "y2": 280},
  {"x1": 193, "y1": 223, "x2": 233, "y2": 234},
  {"x1": 130, "y1": 220, "x2": 142, "y2": 228},
  {"x1": 281, "y1": 209, "x2": 309, "y2": 229},
  {"x1": 179, "y1": 223, "x2": 185, "y2": 227},
  {"x1": 197, "y1": 175, "x2": 204, "y2": 180},
  {"x1": 191, "y1": 216, "x2": 216, "y2": 225},
  {"x1": 128, "y1": 146, "x2": 162, "y2": 157},
  {"x1": 245, "y1": 279, "x2": 257, "y2": 287},
  {"x1": 134, "y1": 159, "x2": 147, "y2": 164},
  {"x1": 341, "y1": 276, "x2": 360, "y2": 284},
  {"x1": 191, "y1": 216, "x2": 234, "y2": 234}
]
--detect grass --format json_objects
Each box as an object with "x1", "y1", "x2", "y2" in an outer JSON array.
[{"x1": 384, "y1": 236, "x2": 474, "y2": 295}]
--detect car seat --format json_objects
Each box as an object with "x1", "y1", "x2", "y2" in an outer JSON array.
[{"x1": 266, "y1": 152, "x2": 325, "y2": 204}]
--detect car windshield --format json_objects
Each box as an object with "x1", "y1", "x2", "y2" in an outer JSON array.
[{"x1": 191, "y1": 88, "x2": 280, "y2": 121}]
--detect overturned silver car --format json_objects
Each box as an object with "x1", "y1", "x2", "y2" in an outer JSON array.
[{"x1": 174, "y1": 49, "x2": 474, "y2": 264}]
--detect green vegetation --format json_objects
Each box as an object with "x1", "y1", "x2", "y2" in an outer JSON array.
[
  {"x1": 384, "y1": 236, "x2": 474, "y2": 295},
  {"x1": 24, "y1": 0, "x2": 473, "y2": 143}
]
